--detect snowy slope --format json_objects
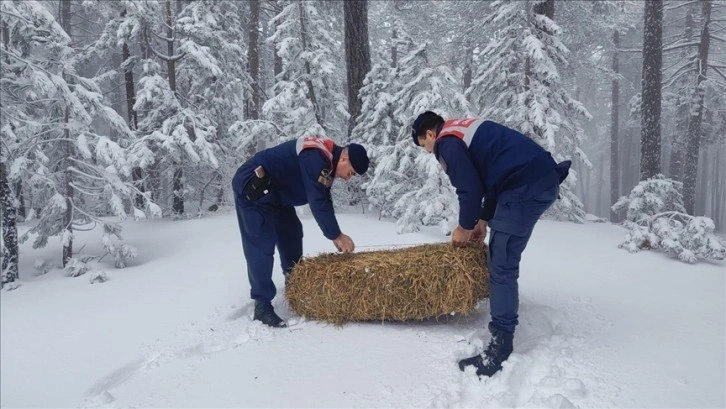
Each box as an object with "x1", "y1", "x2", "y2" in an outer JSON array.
[{"x1": 1, "y1": 211, "x2": 724, "y2": 408}]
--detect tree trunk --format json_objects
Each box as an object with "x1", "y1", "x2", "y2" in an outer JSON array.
[
  {"x1": 120, "y1": 10, "x2": 145, "y2": 209},
  {"x1": 0, "y1": 162, "x2": 19, "y2": 286},
  {"x1": 60, "y1": 0, "x2": 73, "y2": 267},
  {"x1": 597, "y1": 150, "x2": 605, "y2": 216},
  {"x1": 165, "y1": 0, "x2": 178, "y2": 100},
  {"x1": 715, "y1": 147, "x2": 725, "y2": 232},
  {"x1": 639, "y1": 0, "x2": 663, "y2": 181},
  {"x1": 344, "y1": 0, "x2": 371, "y2": 138},
  {"x1": 297, "y1": 2, "x2": 323, "y2": 128},
  {"x1": 667, "y1": 4, "x2": 694, "y2": 182},
  {"x1": 139, "y1": 21, "x2": 160, "y2": 201},
  {"x1": 1, "y1": 21, "x2": 21, "y2": 224},
  {"x1": 683, "y1": 0, "x2": 712, "y2": 215},
  {"x1": 164, "y1": 0, "x2": 184, "y2": 216},
  {"x1": 248, "y1": 0, "x2": 263, "y2": 153},
  {"x1": 463, "y1": 43, "x2": 473, "y2": 92},
  {"x1": 610, "y1": 29, "x2": 620, "y2": 222},
  {"x1": 391, "y1": 27, "x2": 397, "y2": 68},
  {"x1": 272, "y1": 1, "x2": 283, "y2": 81},
  {"x1": 5, "y1": 13, "x2": 26, "y2": 221},
  {"x1": 533, "y1": 0, "x2": 554, "y2": 19},
  {"x1": 695, "y1": 149, "x2": 708, "y2": 216},
  {"x1": 668, "y1": 145, "x2": 684, "y2": 181},
  {"x1": 248, "y1": 0, "x2": 261, "y2": 121},
  {"x1": 140, "y1": 24, "x2": 152, "y2": 59},
  {"x1": 13, "y1": 181, "x2": 25, "y2": 220}
]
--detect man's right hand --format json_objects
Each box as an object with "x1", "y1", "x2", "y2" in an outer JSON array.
[{"x1": 333, "y1": 233, "x2": 355, "y2": 253}]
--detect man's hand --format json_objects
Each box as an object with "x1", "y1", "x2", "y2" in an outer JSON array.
[
  {"x1": 470, "y1": 220, "x2": 488, "y2": 243},
  {"x1": 333, "y1": 233, "x2": 355, "y2": 253},
  {"x1": 451, "y1": 225, "x2": 473, "y2": 247}
]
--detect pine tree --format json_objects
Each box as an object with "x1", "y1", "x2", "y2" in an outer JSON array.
[
  {"x1": 132, "y1": 0, "x2": 248, "y2": 216},
  {"x1": 682, "y1": 0, "x2": 713, "y2": 215},
  {"x1": 362, "y1": 20, "x2": 471, "y2": 233},
  {"x1": 262, "y1": 0, "x2": 347, "y2": 141},
  {"x1": 1, "y1": 0, "x2": 158, "y2": 273},
  {"x1": 174, "y1": 0, "x2": 249, "y2": 213},
  {"x1": 467, "y1": 0, "x2": 592, "y2": 223}
]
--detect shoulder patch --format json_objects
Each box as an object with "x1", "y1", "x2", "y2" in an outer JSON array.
[{"x1": 318, "y1": 168, "x2": 332, "y2": 187}]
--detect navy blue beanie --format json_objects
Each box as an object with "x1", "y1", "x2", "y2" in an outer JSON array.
[{"x1": 347, "y1": 143, "x2": 369, "y2": 175}]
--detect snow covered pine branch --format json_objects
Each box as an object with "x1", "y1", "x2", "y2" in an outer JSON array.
[{"x1": 612, "y1": 174, "x2": 725, "y2": 263}]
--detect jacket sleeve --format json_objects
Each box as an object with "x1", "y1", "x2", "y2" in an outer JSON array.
[
  {"x1": 480, "y1": 198, "x2": 497, "y2": 222},
  {"x1": 435, "y1": 137, "x2": 484, "y2": 230},
  {"x1": 299, "y1": 149, "x2": 342, "y2": 240}
]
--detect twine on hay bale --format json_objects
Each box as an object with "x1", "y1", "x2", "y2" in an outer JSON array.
[{"x1": 285, "y1": 242, "x2": 489, "y2": 324}]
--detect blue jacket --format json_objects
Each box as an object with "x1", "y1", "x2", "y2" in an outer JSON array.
[
  {"x1": 246, "y1": 140, "x2": 342, "y2": 240},
  {"x1": 434, "y1": 120, "x2": 565, "y2": 230}
]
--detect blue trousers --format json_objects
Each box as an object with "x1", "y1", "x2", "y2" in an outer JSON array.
[
  {"x1": 232, "y1": 165, "x2": 303, "y2": 303},
  {"x1": 487, "y1": 176, "x2": 559, "y2": 334}
]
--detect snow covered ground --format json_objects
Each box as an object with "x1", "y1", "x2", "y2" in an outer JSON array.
[{"x1": 1, "y1": 210, "x2": 724, "y2": 408}]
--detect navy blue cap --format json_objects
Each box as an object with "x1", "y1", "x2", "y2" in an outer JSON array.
[{"x1": 348, "y1": 143, "x2": 369, "y2": 175}]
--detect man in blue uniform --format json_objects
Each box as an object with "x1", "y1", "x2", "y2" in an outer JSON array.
[
  {"x1": 411, "y1": 111, "x2": 570, "y2": 377},
  {"x1": 232, "y1": 136, "x2": 369, "y2": 328}
]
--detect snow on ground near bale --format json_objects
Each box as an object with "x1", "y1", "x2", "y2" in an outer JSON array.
[{"x1": 1, "y1": 210, "x2": 724, "y2": 408}]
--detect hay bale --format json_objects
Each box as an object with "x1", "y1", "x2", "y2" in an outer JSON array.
[{"x1": 285, "y1": 243, "x2": 489, "y2": 324}]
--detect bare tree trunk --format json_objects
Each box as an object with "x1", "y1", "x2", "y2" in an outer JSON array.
[
  {"x1": 610, "y1": 29, "x2": 620, "y2": 222},
  {"x1": 639, "y1": 0, "x2": 663, "y2": 181},
  {"x1": 683, "y1": 0, "x2": 712, "y2": 215},
  {"x1": 344, "y1": 0, "x2": 371, "y2": 138},
  {"x1": 1, "y1": 162, "x2": 19, "y2": 286},
  {"x1": 297, "y1": 2, "x2": 323, "y2": 128}
]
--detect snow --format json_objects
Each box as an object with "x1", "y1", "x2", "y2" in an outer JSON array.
[{"x1": 2, "y1": 211, "x2": 724, "y2": 408}]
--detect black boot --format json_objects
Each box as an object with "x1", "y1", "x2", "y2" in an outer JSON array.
[
  {"x1": 253, "y1": 301, "x2": 287, "y2": 328},
  {"x1": 458, "y1": 323, "x2": 513, "y2": 377}
]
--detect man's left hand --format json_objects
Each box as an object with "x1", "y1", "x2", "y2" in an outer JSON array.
[
  {"x1": 470, "y1": 220, "x2": 488, "y2": 243},
  {"x1": 451, "y1": 225, "x2": 473, "y2": 247}
]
